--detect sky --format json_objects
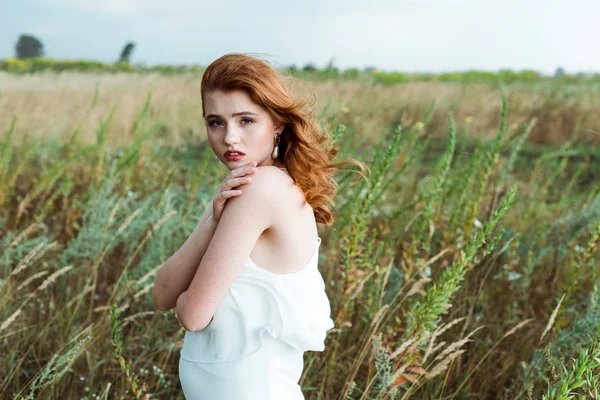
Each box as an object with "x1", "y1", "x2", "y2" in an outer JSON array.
[{"x1": 1, "y1": 0, "x2": 598, "y2": 75}]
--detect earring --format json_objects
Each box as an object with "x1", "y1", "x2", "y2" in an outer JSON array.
[{"x1": 271, "y1": 133, "x2": 280, "y2": 159}]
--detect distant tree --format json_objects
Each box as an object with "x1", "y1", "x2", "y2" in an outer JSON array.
[
  {"x1": 326, "y1": 57, "x2": 338, "y2": 72},
  {"x1": 118, "y1": 41, "x2": 135, "y2": 63},
  {"x1": 302, "y1": 63, "x2": 317, "y2": 72},
  {"x1": 15, "y1": 34, "x2": 44, "y2": 59},
  {"x1": 554, "y1": 67, "x2": 565, "y2": 77}
]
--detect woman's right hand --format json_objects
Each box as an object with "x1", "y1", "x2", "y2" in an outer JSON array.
[{"x1": 212, "y1": 161, "x2": 258, "y2": 223}]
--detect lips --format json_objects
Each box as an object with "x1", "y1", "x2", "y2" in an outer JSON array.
[{"x1": 224, "y1": 150, "x2": 245, "y2": 156}]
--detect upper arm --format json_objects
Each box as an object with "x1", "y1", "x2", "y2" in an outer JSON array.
[{"x1": 179, "y1": 167, "x2": 282, "y2": 331}]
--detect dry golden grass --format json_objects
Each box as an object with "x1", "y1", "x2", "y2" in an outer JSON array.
[{"x1": 1, "y1": 71, "x2": 597, "y2": 147}]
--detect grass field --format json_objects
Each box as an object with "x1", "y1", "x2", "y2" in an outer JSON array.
[{"x1": 1, "y1": 71, "x2": 599, "y2": 399}]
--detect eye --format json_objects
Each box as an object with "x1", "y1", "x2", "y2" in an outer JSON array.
[
  {"x1": 241, "y1": 118, "x2": 253, "y2": 125},
  {"x1": 208, "y1": 120, "x2": 222, "y2": 127}
]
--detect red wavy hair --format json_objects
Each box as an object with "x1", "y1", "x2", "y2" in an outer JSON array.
[{"x1": 201, "y1": 53, "x2": 367, "y2": 226}]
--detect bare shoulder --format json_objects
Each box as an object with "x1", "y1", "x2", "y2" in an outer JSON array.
[
  {"x1": 250, "y1": 166, "x2": 296, "y2": 192},
  {"x1": 254, "y1": 165, "x2": 292, "y2": 178},
  {"x1": 245, "y1": 166, "x2": 304, "y2": 213}
]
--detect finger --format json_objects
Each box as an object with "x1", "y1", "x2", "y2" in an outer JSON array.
[
  {"x1": 231, "y1": 163, "x2": 257, "y2": 178},
  {"x1": 227, "y1": 177, "x2": 252, "y2": 188},
  {"x1": 221, "y1": 189, "x2": 242, "y2": 198}
]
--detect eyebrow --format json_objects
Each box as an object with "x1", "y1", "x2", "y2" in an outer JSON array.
[{"x1": 204, "y1": 111, "x2": 259, "y2": 119}]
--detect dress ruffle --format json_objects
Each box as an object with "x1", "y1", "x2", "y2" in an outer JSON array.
[
  {"x1": 180, "y1": 240, "x2": 334, "y2": 363},
  {"x1": 275, "y1": 271, "x2": 335, "y2": 352}
]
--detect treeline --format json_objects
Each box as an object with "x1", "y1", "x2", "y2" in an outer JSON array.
[
  {"x1": 0, "y1": 57, "x2": 192, "y2": 74},
  {"x1": 1, "y1": 56, "x2": 599, "y2": 85}
]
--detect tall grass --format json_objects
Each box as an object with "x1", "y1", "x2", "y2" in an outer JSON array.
[{"x1": 0, "y1": 74, "x2": 599, "y2": 399}]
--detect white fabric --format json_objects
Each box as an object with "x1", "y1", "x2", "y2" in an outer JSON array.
[{"x1": 178, "y1": 236, "x2": 335, "y2": 399}]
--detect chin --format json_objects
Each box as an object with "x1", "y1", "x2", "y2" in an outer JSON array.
[{"x1": 223, "y1": 159, "x2": 242, "y2": 169}]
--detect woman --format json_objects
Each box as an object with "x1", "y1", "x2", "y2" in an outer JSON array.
[{"x1": 152, "y1": 53, "x2": 366, "y2": 399}]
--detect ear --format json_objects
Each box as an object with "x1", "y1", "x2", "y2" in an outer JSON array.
[
  {"x1": 275, "y1": 121, "x2": 285, "y2": 134},
  {"x1": 269, "y1": 114, "x2": 285, "y2": 134}
]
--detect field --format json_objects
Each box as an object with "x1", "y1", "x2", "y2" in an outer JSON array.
[{"x1": 1, "y1": 70, "x2": 599, "y2": 399}]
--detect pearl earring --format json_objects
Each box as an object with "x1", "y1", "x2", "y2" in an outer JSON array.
[{"x1": 271, "y1": 133, "x2": 280, "y2": 159}]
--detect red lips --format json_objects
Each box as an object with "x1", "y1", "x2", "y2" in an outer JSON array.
[{"x1": 224, "y1": 150, "x2": 245, "y2": 156}]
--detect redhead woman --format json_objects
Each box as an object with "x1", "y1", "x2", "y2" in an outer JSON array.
[{"x1": 152, "y1": 53, "x2": 366, "y2": 399}]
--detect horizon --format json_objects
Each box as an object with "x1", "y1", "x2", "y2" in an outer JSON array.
[{"x1": 3, "y1": 54, "x2": 597, "y2": 77}]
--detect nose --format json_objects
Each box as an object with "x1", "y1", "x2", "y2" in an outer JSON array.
[{"x1": 224, "y1": 125, "x2": 241, "y2": 145}]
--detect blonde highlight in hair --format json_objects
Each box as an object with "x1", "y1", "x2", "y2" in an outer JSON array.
[{"x1": 201, "y1": 53, "x2": 367, "y2": 226}]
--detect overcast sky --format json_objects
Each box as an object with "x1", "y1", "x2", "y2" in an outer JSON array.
[{"x1": 2, "y1": 0, "x2": 598, "y2": 75}]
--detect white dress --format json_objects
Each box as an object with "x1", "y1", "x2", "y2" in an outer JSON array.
[{"x1": 178, "y1": 235, "x2": 335, "y2": 399}]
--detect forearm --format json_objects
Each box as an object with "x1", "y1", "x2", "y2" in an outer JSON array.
[
  {"x1": 175, "y1": 290, "x2": 191, "y2": 330},
  {"x1": 153, "y1": 210, "x2": 217, "y2": 311}
]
